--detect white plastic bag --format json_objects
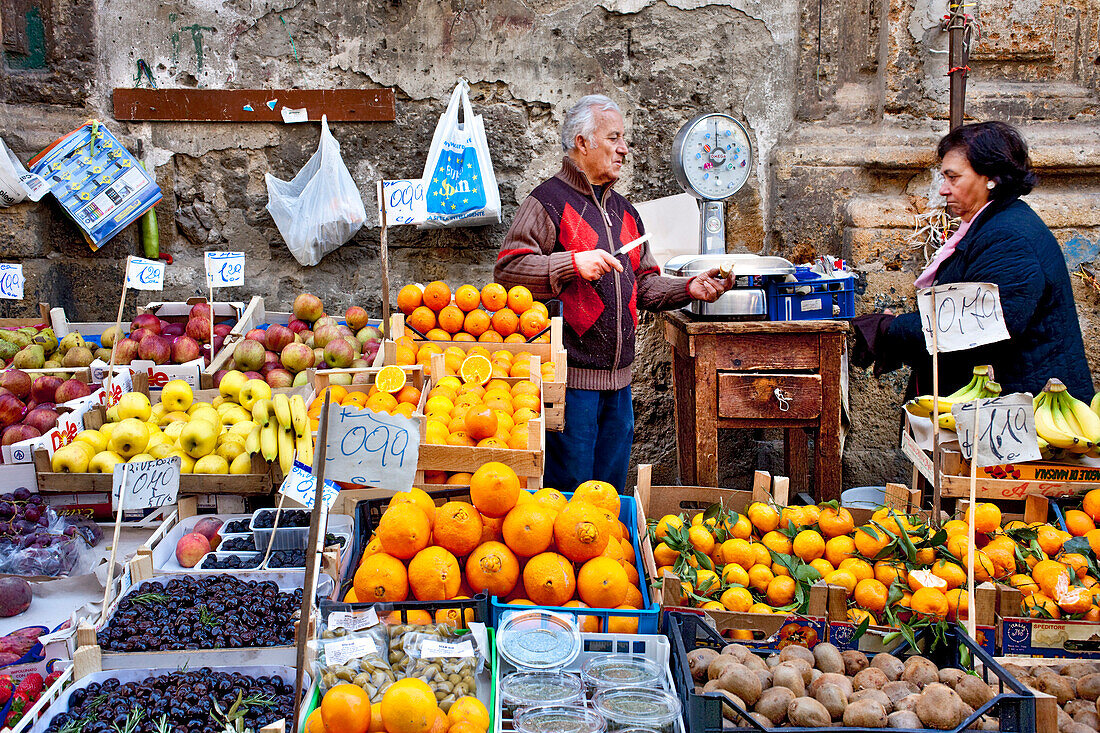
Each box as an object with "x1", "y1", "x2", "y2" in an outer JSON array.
[
  {"x1": 420, "y1": 80, "x2": 501, "y2": 228},
  {"x1": 265, "y1": 116, "x2": 367, "y2": 266},
  {"x1": 0, "y1": 137, "x2": 47, "y2": 208}
]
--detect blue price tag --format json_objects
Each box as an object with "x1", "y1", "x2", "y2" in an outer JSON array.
[
  {"x1": 204, "y1": 251, "x2": 245, "y2": 287},
  {"x1": 0, "y1": 264, "x2": 24, "y2": 300},
  {"x1": 279, "y1": 460, "x2": 340, "y2": 512}
]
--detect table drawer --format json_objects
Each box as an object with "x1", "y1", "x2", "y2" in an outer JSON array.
[
  {"x1": 717, "y1": 372, "x2": 822, "y2": 420},
  {"x1": 712, "y1": 334, "x2": 820, "y2": 371}
]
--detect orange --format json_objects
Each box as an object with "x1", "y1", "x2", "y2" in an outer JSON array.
[
  {"x1": 366, "y1": 392, "x2": 398, "y2": 414},
  {"x1": 687, "y1": 525, "x2": 716, "y2": 556},
  {"x1": 818, "y1": 505, "x2": 855, "y2": 538},
  {"x1": 394, "y1": 345, "x2": 417, "y2": 366},
  {"x1": 393, "y1": 488, "x2": 437, "y2": 528},
  {"x1": 1084, "y1": 489, "x2": 1100, "y2": 523},
  {"x1": 523, "y1": 551, "x2": 576, "y2": 606},
  {"x1": 779, "y1": 506, "x2": 804, "y2": 531},
  {"x1": 421, "y1": 281, "x2": 451, "y2": 312},
  {"x1": 463, "y1": 404, "x2": 498, "y2": 441},
  {"x1": 519, "y1": 309, "x2": 549, "y2": 339},
  {"x1": 721, "y1": 586, "x2": 754, "y2": 612},
  {"x1": 854, "y1": 525, "x2": 891, "y2": 559},
  {"x1": 578, "y1": 556, "x2": 629, "y2": 608},
  {"x1": 426, "y1": 708, "x2": 448, "y2": 733},
  {"x1": 1065, "y1": 509, "x2": 1096, "y2": 537},
  {"x1": 469, "y1": 462, "x2": 521, "y2": 518},
  {"x1": 968, "y1": 502, "x2": 1002, "y2": 534},
  {"x1": 445, "y1": 472, "x2": 473, "y2": 486},
  {"x1": 761, "y1": 530, "x2": 792, "y2": 556},
  {"x1": 766, "y1": 575, "x2": 797, "y2": 606},
  {"x1": 397, "y1": 284, "x2": 424, "y2": 315},
  {"x1": 407, "y1": 306, "x2": 437, "y2": 335},
  {"x1": 459, "y1": 354, "x2": 492, "y2": 385},
  {"x1": 847, "y1": 608, "x2": 877, "y2": 625},
  {"x1": 435, "y1": 596, "x2": 475, "y2": 628},
  {"x1": 454, "y1": 284, "x2": 482, "y2": 312},
  {"x1": 572, "y1": 480, "x2": 620, "y2": 514},
  {"x1": 810, "y1": 558, "x2": 835, "y2": 578},
  {"x1": 447, "y1": 697, "x2": 490, "y2": 730},
  {"x1": 1024, "y1": 593, "x2": 1061, "y2": 619},
  {"x1": 408, "y1": 546, "x2": 461, "y2": 601},
  {"x1": 305, "y1": 708, "x2": 326, "y2": 733},
  {"x1": 379, "y1": 678, "x2": 437, "y2": 733},
  {"x1": 793, "y1": 530, "x2": 826, "y2": 562},
  {"x1": 654, "y1": 514, "x2": 684, "y2": 541},
  {"x1": 490, "y1": 308, "x2": 519, "y2": 337},
  {"x1": 461, "y1": 309, "x2": 491, "y2": 338},
  {"x1": 945, "y1": 587, "x2": 969, "y2": 621},
  {"x1": 1009, "y1": 573, "x2": 1040, "y2": 596},
  {"x1": 506, "y1": 285, "x2": 534, "y2": 314},
  {"x1": 721, "y1": 538, "x2": 755, "y2": 570},
  {"x1": 1064, "y1": 552, "x2": 1091, "y2": 578},
  {"x1": 384, "y1": 609, "x2": 433, "y2": 625},
  {"x1": 1057, "y1": 585, "x2": 1094, "y2": 615},
  {"x1": 465, "y1": 541, "x2": 520, "y2": 597},
  {"x1": 480, "y1": 515, "x2": 506, "y2": 544},
  {"x1": 722, "y1": 563, "x2": 750, "y2": 588},
  {"x1": 353, "y1": 554, "x2": 408, "y2": 603},
  {"x1": 824, "y1": 569, "x2": 858, "y2": 596},
  {"x1": 433, "y1": 502, "x2": 484, "y2": 557},
  {"x1": 839, "y1": 558, "x2": 874, "y2": 582},
  {"x1": 972, "y1": 549, "x2": 996, "y2": 583},
  {"x1": 377, "y1": 503, "x2": 431, "y2": 559},
  {"x1": 944, "y1": 519, "x2": 969, "y2": 537},
  {"x1": 554, "y1": 500, "x2": 611, "y2": 562},
  {"x1": 947, "y1": 533, "x2": 971, "y2": 560},
  {"x1": 607, "y1": 607, "x2": 640, "y2": 634},
  {"x1": 910, "y1": 587, "x2": 949, "y2": 619},
  {"x1": 478, "y1": 330, "x2": 504, "y2": 343},
  {"x1": 343, "y1": 588, "x2": 359, "y2": 603},
  {"x1": 502, "y1": 503, "x2": 556, "y2": 557},
  {"x1": 321, "y1": 684, "x2": 371, "y2": 733},
  {"x1": 930, "y1": 560, "x2": 965, "y2": 590},
  {"x1": 771, "y1": 562, "x2": 791, "y2": 578},
  {"x1": 748, "y1": 564, "x2": 774, "y2": 593},
  {"x1": 424, "y1": 328, "x2": 452, "y2": 341},
  {"x1": 532, "y1": 488, "x2": 568, "y2": 513},
  {"x1": 565, "y1": 600, "x2": 602, "y2": 632},
  {"x1": 854, "y1": 578, "x2": 889, "y2": 614},
  {"x1": 1033, "y1": 559, "x2": 1071, "y2": 597},
  {"x1": 824, "y1": 535, "x2": 856, "y2": 567},
  {"x1": 653, "y1": 542, "x2": 678, "y2": 568},
  {"x1": 480, "y1": 283, "x2": 508, "y2": 312},
  {"x1": 1087, "y1": 529, "x2": 1100, "y2": 557},
  {"x1": 874, "y1": 559, "x2": 907, "y2": 587},
  {"x1": 751, "y1": 542, "x2": 772, "y2": 567},
  {"x1": 1037, "y1": 525, "x2": 1067, "y2": 556}
]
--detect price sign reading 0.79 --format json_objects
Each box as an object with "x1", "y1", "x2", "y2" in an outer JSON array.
[
  {"x1": 112, "y1": 457, "x2": 181, "y2": 510},
  {"x1": 323, "y1": 405, "x2": 420, "y2": 492},
  {"x1": 917, "y1": 282, "x2": 1010, "y2": 354}
]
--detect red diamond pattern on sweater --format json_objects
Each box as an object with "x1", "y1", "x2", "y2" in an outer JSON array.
[
  {"x1": 629, "y1": 281, "x2": 638, "y2": 326},
  {"x1": 561, "y1": 204, "x2": 598, "y2": 252},
  {"x1": 563, "y1": 280, "x2": 605, "y2": 337},
  {"x1": 620, "y1": 211, "x2": 643, "y2": 270}
]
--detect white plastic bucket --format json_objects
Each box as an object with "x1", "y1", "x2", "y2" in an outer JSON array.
[{"x1": 841, "y1": 486, "x2": 887, "y2": 509}]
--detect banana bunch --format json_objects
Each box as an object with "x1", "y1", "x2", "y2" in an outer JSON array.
[
  {"x1": 1034, "y1": 378, "x2": 1100, "y2": 455},
  {"x1": 251, "y1": 393, "x2": 313, "y2": 474},
  {"x1": 937, "y1": 380, "x2": 1002, "y2": 432},
  {"x1": 1092, "y1": 392, "x2": 1100, "y2": 418},
  {"x1": 905, "y1": 365, "x2": 993, "y2": 419}
]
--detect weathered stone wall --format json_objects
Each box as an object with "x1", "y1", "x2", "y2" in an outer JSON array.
[{"x1": 1, "y1": 0, "x2": 1097, "y2": 491}]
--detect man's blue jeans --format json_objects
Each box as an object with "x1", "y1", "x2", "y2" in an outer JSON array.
[{"x1": 545, "y1": 386, "x2": 634, "y2": 493}]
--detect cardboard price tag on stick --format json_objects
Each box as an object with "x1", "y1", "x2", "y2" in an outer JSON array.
[
  {"x1": 112, "y1": 456, "x2": 181, "y2": 509},
  {"x1": 322, "y1": 404, "x2": 420, "y2": 492},
  {"x1": 951, "y1": 393, "x2": 1042, "y2": 468},
  {"x1": 917, "y1": 282, "x2": 1010, "y2": 353},
  {"x1": 124, "y1": 256, "x2": 165, "y2": 291},
  {"x1": 0, "y1": 263, "x2": 25, "y2": 299},
  {"x1": 380, "y1": 179, "x2": 427, "y2": 225},
  {"x1": 279, "y1": 460, "x2": 340, "y2": 512},
  {"x1": 204, "y1": 251, "x2": 245, "y2": 287}
]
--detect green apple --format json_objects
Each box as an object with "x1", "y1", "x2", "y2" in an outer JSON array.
[
  {"x1": 74, "y1": 429, "x2": 108, "y2": 454},
  {"x1": 218, "y1": 370, "x2": 249, "y2": 401},
  {"x1": 238, "y1": 379, "x2": 272, "y2": 411},
  {"x1": 161, "y1": 379, "x2": 194, "y2": 413},
  {"x1": 166, "y1": 449, "x2": 196, "y2": 473},
  {"x1": 179, "y1": 420, "x2": 218, "y2": 458},
  {"x1": 148, "y1": 442, "x2": 174, "y2": 459},
  {"x1": 51, "y1": 443, "x2": 90, "y2": 473},
  {"x1": 229, "y1": 453, "x2": 253, "y2": 474},
  {"x1": 127, "y1": 453, "x2": 157, "y2": 464},
  {"x1": 193, "y1": 454, "x2": 229, "y2": 474}
]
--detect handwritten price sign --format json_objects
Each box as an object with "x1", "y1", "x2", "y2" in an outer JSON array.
[
  {"x1": 279, "y1": 460, "x2": 340, "y2": 512},
  {"x1": 951, "y1": 393, "x2": 1042, "y2": 468},
  {"x1": 381, "y1": 180, "x2": 427, "y2": 225},
  {"x1": 112, "y1": 456, "x2": 181, "y2": 509},
  {"x1": 0, "y1": 264, "x2": 25, "y2": 299},
  {"x1": 323, "y1": 405, "x2": 420, "y2": 492},
  {"x1": 917, "y1": 282, "x2": 1010, "y2": 354},
  {"x1": 205, "y1": 252, "x2": 245, "y2": 288},
  {"x1": 124, "y1": 256, "x2": 165, "y2": 291}
]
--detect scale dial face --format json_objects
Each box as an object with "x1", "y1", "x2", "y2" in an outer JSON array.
[{"x1": 671, "y1": 113, "x2": 753, "y2": 201}]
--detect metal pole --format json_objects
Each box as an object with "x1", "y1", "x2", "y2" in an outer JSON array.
[{"x1": 947, "y1": 0, "x2": 969, "y2": 130}]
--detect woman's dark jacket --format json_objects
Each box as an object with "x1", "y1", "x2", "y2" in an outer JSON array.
[{"x1": 878, "y1": 196, "x2": 1094, "y2": 401}]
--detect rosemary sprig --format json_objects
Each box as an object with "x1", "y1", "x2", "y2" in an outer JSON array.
[
  {"x1": 111, "y1": 706, "x2": 144, "y2": 733},
  {"x1": 128, "y1": 592, "x2": 169, "y2": 605},
  {"x1": 198, "y1": 606, "x2": 217, "y2": 627}
]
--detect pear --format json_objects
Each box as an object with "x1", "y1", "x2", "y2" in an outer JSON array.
[
  {"x1": 32, "y1": 328, "x2": 58, "y2": 352},
  {"x1": 0, "y1": 341, "x2": 17, "y2": 363},
  {"x1": 43, "y1": 360, "x2": 61, "y2": 369},
  {"x1": 12, "y1": 344, "x2": 44, "y2": 370},
  {"x1": 62, "y1": 347, "x2": 93, "y2": 368},
  {"x1": 94, "y1": 348, "x2": 113, "y2": 362},
  {"x1": 1, "y1": 331, "x2": 31, "y2": 349},
  {"x1": 58, "y1": 332, "x2": 85, "y2": 355}
]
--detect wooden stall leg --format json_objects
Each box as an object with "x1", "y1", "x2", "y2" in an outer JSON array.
[
  {"x1": 670, "y1": 345, "x2": 698, "y2": 485},
  {"x1": 784, "y1": 428, "x2": 809, "y2": 494}
]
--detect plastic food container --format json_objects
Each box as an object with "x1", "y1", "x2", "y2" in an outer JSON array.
[
  {"x1": 515, "y1": 704, "x2": 607, "y2": 733},
  {"x1": 581, "y1": 655, "x2": 665, "y2": 693},
  {"x1": 498, "y1": 609, "x2": 581, "y2": 669},
  {"x1": 500, "y1": 671, "x2": 584, "y2": 718},
  {"x1": 593, "y1": 687, "x2": 682, "y2": 733},
  {"x1": 250, "y1": 510, "x2": 309, "y2": 551}
]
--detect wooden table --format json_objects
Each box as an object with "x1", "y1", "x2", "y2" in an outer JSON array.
[{"x1": 663, "y1": 312, "x2": 848, "y2": 501}]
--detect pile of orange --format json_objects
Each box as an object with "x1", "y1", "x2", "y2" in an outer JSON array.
[
  {"x1": 655, "y1": 490, "x2": 1100, "y2": 629},
  {"x1": 307, "y1": 367, "x2": 422, "y2": 429},
  {"x1": 420, "y1": 354, "x2": 541, "y2": 451},
  {"x1": 348, "y1": 463, "x2": 645, "y2": 634},
  {"x1": 398, "y1": 282, "x2": 551, "y2": 343},
  {"x1": 307, "y1": 681, "x2": 490, "y2": 733},
  {"x1": 393, "y1": 339, "x2": 556, "y2": 384}
]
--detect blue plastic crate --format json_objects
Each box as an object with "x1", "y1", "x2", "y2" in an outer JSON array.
[{"x1": 766, "y1": 266, "x2": 855, "y2": 321}]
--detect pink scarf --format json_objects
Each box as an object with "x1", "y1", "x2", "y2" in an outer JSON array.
[{"x1": 914, "y1": 201, "x2": 993, "y2": 288}]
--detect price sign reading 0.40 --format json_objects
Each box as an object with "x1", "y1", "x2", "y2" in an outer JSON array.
[
  {"x1": 204, "y1": 251, "x2": 245, "y2": 288},
  {"x1": 112, "y1": 456, "x2": 181, "y2": 510},
  {"x1": 323, "y1": 405, "x2": 420, "y2": 492}
]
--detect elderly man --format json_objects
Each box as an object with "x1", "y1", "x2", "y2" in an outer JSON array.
[{"x1": 495, "y1": 94, "x2": 730, "y2": 492}]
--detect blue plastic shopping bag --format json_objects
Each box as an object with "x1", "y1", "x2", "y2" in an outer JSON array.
[{"x1": 426, "y1": 137, "x2": 487, "y2": 216}]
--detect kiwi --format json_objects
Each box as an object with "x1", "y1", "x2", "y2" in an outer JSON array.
[
  {"x1": 939, "y1": 668, "x2": 966, "y2": 688},
  {"x1": 844, "y1": 698, "x2": 889, "y2": 728},
  {"x1": 722, "y1": 642, "x2": 751, "y2": 660},
  {"x1": 1034, "y1": 674, "x2": 1076, "y2": 705},
  {"x1": 882, "y1": 680, "x2": 919, "y2": 705},
  {"x1": 843, "y1": 650, "x2": 870, "y2": 676},
  {"x1": 815, "y1": 682, "x2": 848, "y2": 720},
  {"x1": 688, "y1": 648, "x2": 721, "y2": 682},
  {"x1": 870, "y1": 653, "x2": 904, "y2": 681},
  {"x1": 779, "y1": 644, "x2": 816, "y2": 667},
  {"x1": 902, "y1": 656, "x2": 939, "y2": 689},
  {"x1": 708, "y1": 655, "x2": 740, "y2": 681},
  {"x1": 850, "y1": 688, "x2": 891, "y2": 710},
  {"x1": 755, "y1": 686, "x2": 796, "y2": 724},
  {"x1": 813, "y1": 642, "x2": 845, "y2": 675},
  {"x1": 955, "y1": 675, "x2": 995, "y2": 709},
  {"x1": 810, "y1": 672, "x2": 854, "y2": 698},
  {"x1": 772, "y1": 663, "x2": 807, "y2": 697},
  {"x1": 1076, "y1": 673, "x2": 1100, "y2": 701},
  {"x1": 787, "y1": 696, "x2": 832, "y2": 727},
  {"x1": 854, "y1": 667, "x2": 890, "y2": 691},
  {"x1": 719, "y1": 662, "x2": 763, "y2": 705},
  {"x1": 888, "y1": 710, "x2": 923, "y2": 728},
  {"x1": 916, "y1": 683, "x2": 964, "y2": 730}
]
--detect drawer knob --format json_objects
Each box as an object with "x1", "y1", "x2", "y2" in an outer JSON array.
[{"x1": 774, "y1": 387, "x2": 792, "y2": 412}]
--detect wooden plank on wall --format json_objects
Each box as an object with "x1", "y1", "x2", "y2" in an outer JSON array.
[{"x1": 113, "y1": 88, "x2": 396, "y2": 122}]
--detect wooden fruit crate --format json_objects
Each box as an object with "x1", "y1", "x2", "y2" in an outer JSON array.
[
  {"x1": 0, "y1": 302, "x2": 51, "y2": 329},
  {"x1": 383, "y1": 313, "x2": 566, "y2": 431}
]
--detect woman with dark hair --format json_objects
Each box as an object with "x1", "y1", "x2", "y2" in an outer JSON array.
[{"x1": 854, "y1": 121, "x2": 1094, "y2": 401}]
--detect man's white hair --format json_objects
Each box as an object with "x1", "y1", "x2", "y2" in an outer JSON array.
[{"x1": 561, "y1": 95, "x2": 621, "y2": 152}]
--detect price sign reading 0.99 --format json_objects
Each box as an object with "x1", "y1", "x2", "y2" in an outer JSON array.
[{"x1": 323, "y1": 404, "x2": 420, "y2": 492}]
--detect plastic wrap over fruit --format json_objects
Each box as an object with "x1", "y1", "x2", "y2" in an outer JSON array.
[{"x1": 0, "y1": 490, "x2": 98, "y2": 577}]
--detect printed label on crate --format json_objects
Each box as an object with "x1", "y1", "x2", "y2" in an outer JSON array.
[
  {"x1": 112, "y1": 457, "x2": 181, "y2": 510},
  {"x1": 0, "y1": 263, "x2": 25, "y2": 299},
  {"x1": 322, "y1": 405, "x2": 420, "y2": 492},
  {"x1": 982, "y1": 461, "x2": 1100, "y2": 483},
  {"x1": 279, "y1": 461, "x2": 340, "y2": 512},
  {"x1": 124, "y1": 256, "x2": 165, "y2": 291},
  {"x1": 92, "y1": 359, "x2": 201, "y2": 389},
  {"x1": 830, "y1": 621, "x2": 995, "y2": 656},
  {"x1": 951, "y1": 393, "x2": 1041, "y2": 468},
  {"x1": 420, "y1": 639, "x2": 474, "y2": 659},
  {"x1": 204, "y1": 252, "x2": 245, "y2": 288},
  {"x1": 800, "y1": 298, "x2": 822, "y2": 312},
  {"x1": 1002, "y1": 617, "x2": 1100, "y2": 658},
  {"x1": 324, "y1": 636, "x2": 377, "y2": 666},
  {"x1": 917, "y1": 282, "x2": 1009, "y2": 354},
  {"x1": 328, "y1": 608, "x2": 379, "y2": 632}
]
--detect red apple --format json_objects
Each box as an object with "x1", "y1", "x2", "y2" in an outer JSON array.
[
  {"x1": 30, "y1": 376, "x2": 61, "y2": 404},
  {"x1": 293, "y1": 293, "x2": 324, "y2": 323},
  {"x1": 138, "y1": 335, "x2": 171, "y2": 364},
  {"x1": 345, "y1": 306, "x2": 370, "y2": 331},
  {"x1": 245, "y1": 328, "x2": 267, "y2": 342},
  {"x1": 113, "y1": 338, "x2": 140, "y2": 364},
  {"x1": 192, "y1": 516, "x2": 223, "y2": 541},
  {"x1": 186, "y1": 317, "x2": 211, "y2": 344},
  {"x1": 212, "y1": 370, "x2": 229, "y2": 388},
  {"x1": 190, "y1": 303, "x2": 213, "y2": 322},
  {"x1": 264, "y1": 324, "x2": 294, "y2": 353},
  {"x1": 1, "y1": 424, "x2": 40, "y2": 446},
  {"x1": 172, "y1": 336, "x2": 202, "y2": 363},
  {"x1": 233, "y1": 339, "x2": 266, "y2": 372},
  {"x1": 243, "y1": 371, "x2": 264, "y2": 381},
  {"x1": 23, "y1": 406, "x2": 58, "y2": 434},
  {"x1": 313, "y1": 324, "x2": 341, "y2": 349},
  {"x1": 280, "y1": 343, "x2": 315, "y2": 373},
  {"x1": 288, "y1": 318, "x2": 309, "y2": 334},
  {"x1": 214, "y1": 323, "x2": 233, "y2": 338},
  {"x1": 265, "y1": 369, "x2": 293, "y2": 388},
  {"x1": 175, "y1": 533, "x2": 210, "y2": 568},
  {"x1": 55, "y1": 379, "x2": 92, "y2": 404},
  {"x1": 0, "y1": 370, "x2": 31, "y2": 400},
  {"x1": 0, "y1": 394, "x2": 27, "y2": 428},
  {"x1": 323, "y1": 339, "x2": 355, "y2": 369},
  {"x1": 162, "y1": 322, "x2": 186, "y2": 338},
  {"x1": 130, "y1": 313, "x2": 161, "y2": 334}
]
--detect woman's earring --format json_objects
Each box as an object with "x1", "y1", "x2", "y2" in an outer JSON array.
[{"x1": 986, "y1": 181, "x2": 996, "y2": 190}]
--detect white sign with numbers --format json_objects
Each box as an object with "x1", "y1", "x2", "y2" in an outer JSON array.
[
  {"x1": 112, "y1": 457, "x2": 181, "y2": 509},
  {"x1": 917, "y1": 282, "x2": 1010, "y2": 354},
  {"x1": 124, "y1": 256, "x2": 165, "y2": 291},
  {"x1": 0, "y1": 264, "x2": 24, "y2": 299},
  {"x1": 951, "y1": 393, "x2": 1042, "y2": 468},
  {"x1": 278, "y1": 461, "x2": 340, "y2": 512},
  {"x1": 380, "y1": 180, "x2": 427, "y2": 225},
  {"x1": 204, "y1": 252, "x2": 245, "y2": 287}
]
